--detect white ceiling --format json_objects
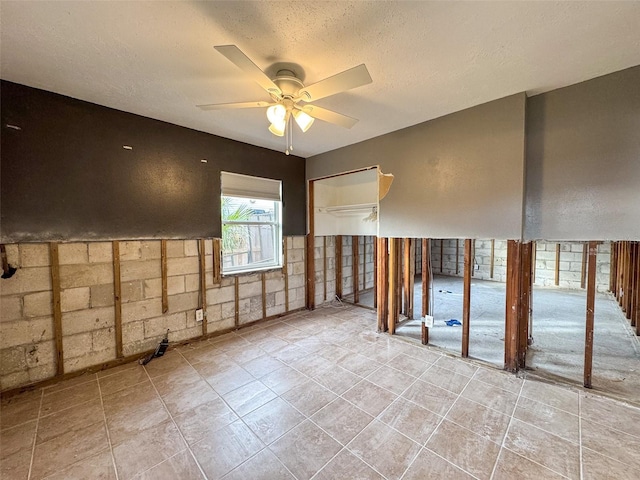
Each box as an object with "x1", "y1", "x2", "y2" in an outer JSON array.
[{"x1": 2, "y1": 1, "x2": 639, "y2": 158}]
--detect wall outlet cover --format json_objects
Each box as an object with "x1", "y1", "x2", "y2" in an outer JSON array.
[
  {"x1": 423, "y1": 315, "x2": 434, "y2": 328},
  {"x1": 195, "y1": 308, "x2": 204, "y2": 322}
]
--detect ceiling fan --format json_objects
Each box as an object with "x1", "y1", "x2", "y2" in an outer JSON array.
[{"x1": 197, "y1": 45, "x2": 372, "y2": 154}]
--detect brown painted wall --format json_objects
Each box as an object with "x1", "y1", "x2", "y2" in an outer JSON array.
[{"x1": 1, "y1": 81, "x2": 306, "y2": 242}]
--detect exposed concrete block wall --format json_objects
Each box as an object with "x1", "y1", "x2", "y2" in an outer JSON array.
[
  {"x1": 341, "y1": 236, "x2": 375, "y2": 299},
  {"x1": 0, "y1": 236, "x2": 306, "y2": 392},
  {"x1": 0, "y1": 244, "x2": 56, "y2": 391},
  {"x1": 314, "y1": 236, "x2": 337, "y2": 306},
  {"x1": 424, "y1": 239, "x2": 610, "y2": 292}
]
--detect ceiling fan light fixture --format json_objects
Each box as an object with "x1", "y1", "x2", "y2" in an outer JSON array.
[
  {"x1": 292, "y1": 110, "x2": 314, "y2": 133},
  {"x1": 266, "y1": 104, "x2": 286, "y2": 124},
  {"x1": 269, "y1": 120, "x2": 285, "y2": 137}
]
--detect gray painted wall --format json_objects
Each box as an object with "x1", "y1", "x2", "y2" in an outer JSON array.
[
  {"x1": 525, "y1": 66, "x2": 640, "y2": 241},
  {"x1": 307, "y1": 94, "x2": 527, "y2": 239}
]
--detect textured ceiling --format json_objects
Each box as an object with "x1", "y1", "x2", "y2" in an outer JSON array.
[{"x1": 1, "y1": 1, "x2": 639, "y2": 158}]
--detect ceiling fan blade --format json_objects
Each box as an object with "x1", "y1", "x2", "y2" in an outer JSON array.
[
  {"x1": 214, "y1": 45, "x2": 282, "y2": 97},
  {"x1": 299, "y1": 105, "x2": 359, "y2": 129},
  {"x1": 197, "y1": 101, "x2": 273, "y2": 111},
  {"x1": 298, "y1": 64, "x2": 372, "y2": 102}
]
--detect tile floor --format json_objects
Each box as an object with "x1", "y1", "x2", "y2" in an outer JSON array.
[{"x1": 2, "y1": 305, "x2": 640, "y2": 480}]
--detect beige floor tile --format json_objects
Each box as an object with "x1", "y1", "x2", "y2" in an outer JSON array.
[
  {"x1": 222, "y1": 380, "x2": 277, "y2": 417},
  {"x1": 402, "y1": 379, "x2": 458, "y2": 416},
  {"x1": 37, "y1": 398, "x2": 103, "y2": 444},
  {"x1": 581, "y1": 393, "x2": 640, "y2": 438},
  {"x1": 31, "y1": 421, "x2": 109, "y2": 479},
  {"x1": 96, "y1": 361, "x2": 138, "y2": 378},
  {"x1": 203, "y1": 363, "x2": 255, "y2": 395},
  {"x1": 460, "y1": 379, "x2": 518, "y2": 415},
  {"x1": 343, "y1": 380, "x2": 398, "y2": 417},
  {"x1": 311, "y1": 397, "x2": 374, "y2": 445},
  {"x1": 434, "y1": 355, "x2": 478, "y2": 377},
  {"x1": 241, "y1": 354, "x2": 285, "y2": 378},
  {"x1": 112, "y1": 420, "x2": 186, "y2": 480},
  {"x1": 403, "y1": 448, "x2": 475, "y2": 480},
  {"x1": 150, "y1": 366, "x2": 201, "y2": 396},
  {"x1": 0, "y1": 419, "x2": 36, "y2": 459},
  {"x1": 504, "y1": 419, "x2": 580, "y2": 479},
  {"x1": 135, "y1": 450, "x2": 204, "y2": 480},
  {"x1": 179, "y1": 343, "x2": 226, "y2": 366},
  {"x1": 446, "y1": 397, "x2": 511, "y2": 444},
  {"x1": 40, "y1": 380, "x2": 100, "y2": 416},
  {"x1": 0, "y1": 447, "x2": 33, "y2": 480},
  {"x1": 261, "y1": 365, "x2": 308, "y2": 395},
  {"x1": 0, "y1": 394, "x2": 41, "y2": 430},
  {"x1": 348, "y1": 420, "x2": 421, "y2": 480},
  {"x1": 473, "y1": 366, "x2": 523, "y2": 394},
  {"x1": 243, "y1": 397, "x2": 305, "y2": 444},
  {"x1": 427, "y1": 420, "x2": 501, "y2": 480},
  {"x1": 314, "y1": 449, "x2": 384, "y2": 480},
  {"x1": 288, "y1": 354, "x2": 334, "y2": 377},
  {"x1": 98, "y1": 366, "x2": 149, "y2": 396},
  {"x1": 317, "y1": 344, "x2": 352, "y2": 364},
  {"x1": 191, "y1": 420, "x2": 263, "y2": 479},
  {"x1": 582, "y1": 447, "x2": 640, "y2": 480},
  {"x1": 273, "y1": 343, "x2": 308, "y2": 364},
  {"x1": 42, "y1": 374, "x2": 96, "y2": 394},
  {"x1": 420, "y1": 364, "x2": 472, "y2": 394},
  {"x1": 401, "y1": 344, "x2": 443, "y2": 364},
  {"x1": 282, "y1": 380, "x2": 337, "y2": 416},
  {"x1": 493, "y1": 448, "x2": 565, "y2": 480},
  {"x1": 158, "y1": 379, "x2": 219, "y2": 417},
  {"x1": 225, "y1": 344, "x2": 267, "y2": 365},
  {"x1": 221, "y1": 449, "x2": 295, "y2": 480},
  {"x1": 387, "y1": 353, "x2": 434, "y2": 377},
  {"x1": 270, "y1": 420, "x2": 341, "y2": 480},
  {"x1": 514, "y1": 395, "x2": 579, "y2": 443},
  {"x1": 173, "y1": 397, "x2": 238, "y2": 445},
  {"x1": 143, "y1": 351, "x2": 192, "y2": 378},
  {"x1": 378, "y1": 397, "x2": 442, "y2": 444},
  {"x1": 43, "y1": 449, "x2": 116, "y2": 480},
  {"x1": 338, "y1": 353, "x2": 382, "y2": 377},
  {"x1": 365, "y1": 364, "x2": 416, "y2": 395},
  {"x1": 581, "y1": 418, "x2": 640, "y2": 468},
  {"x1": 520, "y1": 380, "x2": 579, "y2": 414},
  {"x1": 313, "y1": 366, "x2": 362, "y2": 395}
]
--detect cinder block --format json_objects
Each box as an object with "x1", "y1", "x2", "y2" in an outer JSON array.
[
  {"x1": 23, "y1": 291, "x2": 53, "y2": 317},
  {"x1": 238, "y1": 280, "x2": 262, "y2": 298},
  {"x1": 184, "y1": 240, "x2": 199, "y2": 257},
  {"x1": 122, "y1": 298, "x2": 162, "y2": 323},
  {"x1": 143, "y1": 278, "x2": 162, "y2": 299},
  {"x1": 65, "y1": 347, "x2": 116, "y2": 373},
  {"x1": 25, "y1": 340, "x2": 54, "y2": 369},
  {"x1": 120, "y1": 260, "x2": 161, "y2": 282},
  {"x1": 221, "y1": 301, "x2": 236, "y2": 320},
  {"x1": 207, "y1": 285, "x2": 235, "y2": 305},
  {"x1": 167, "y1": 257, "x2": 199, "y2": 276},
  {"x1": 63, "y1": 332, "x2": 93, "y2": 359},
  {"x1": 92, "y1": 327, "x2": 115, "y2": 352},
  {"x1": 91, "y1": 284, "x2": 115, "y2": 308},
  {"x1": 123, "y1": 337, "x2": 159, "y2": 357},
  {"x1": 60, "y1": 287, "x2": 91, "y2": 312},
  {"x1": 288, "y1": 249, "x2": 303, "y2": 263},
  {"x1": 184, "y1": 274, "x2": 200, "y2": 292},
  {"x1": 138, "y1": 241, "x2": 160, "y2": 260},
  {"x1": 204, "y1": 240, "x2": 213, "y2": 256},
  {"x1": 167, "y1": 291, "x2": 199, "y2": 314},
  {"x1": 144, "y1": 312, "x2": 187, "y2": 339},
  {"x1": 206, "y1": 304, "x2": 222, "y2": 323},
  {"x1": 58, "y1": 243, "x2": 89, "y2": 265},
  {"x1": 63, "y1": 307, "x2": 115, "y2": 336},
  {"x1": 1, "y1": 295, "x2": 23, "y2": 322},
  {"x1": 121, "y1": 281, "x2": 144, "y2": 303},
  {"x1": 0, "y1": 317, "x2": 54, "y2": 349},
  {"x1": 292, "y1": 263, "x2": 305, "y2": 275},
  {"x1": 20, "y1": 244, "x2": 50, "y2": 267},
  {"x1": 88, "y1": 243, "x2": 113, "y2": 263},
  {"x1": 165, "y1": 275, "x2": 185, "y2": 295},
  {"x1": 1, "y1": 370, "x2": 29, "y2": 391},
  {"x1": 60, "y1": 263, "x2": 113, "y2": 289},
  {"x1": 119, "y1": 241, "x2": 143, "y2": 261},
  {"x1": 0, "y1": 267, "x2": 52, "y2": 296},
  {"x1": 0, "y1": 346, "x2": 26, "y2": 373},
  {"x1": 166, "y1": 240, "x2": 184, "y2": 258},
  {"x1": 28, "y1": 361, "x2": 56, "y2": 384},
  {"x1": 292, "y1": 237, "x2": 305, "y2": 249}
]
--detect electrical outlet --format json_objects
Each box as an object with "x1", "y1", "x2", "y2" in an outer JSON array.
[
  {"x1": 423, "y1": 315, "x2": 434, "y2": 328},
  {"x1": 474, "y1": 264, "x2": 480, "y2": 270},
  {"x1": 195, "y1": 308, "x2": 204, "y2": 322}
]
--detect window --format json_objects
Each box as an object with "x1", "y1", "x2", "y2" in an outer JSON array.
[{"x1": 221, "y1": 172, "x2": 282, "y2": 274}]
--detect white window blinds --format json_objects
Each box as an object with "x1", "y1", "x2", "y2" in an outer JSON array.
[{"x1": 221, "y1": 171, "x2": 282, "y2": 201}]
